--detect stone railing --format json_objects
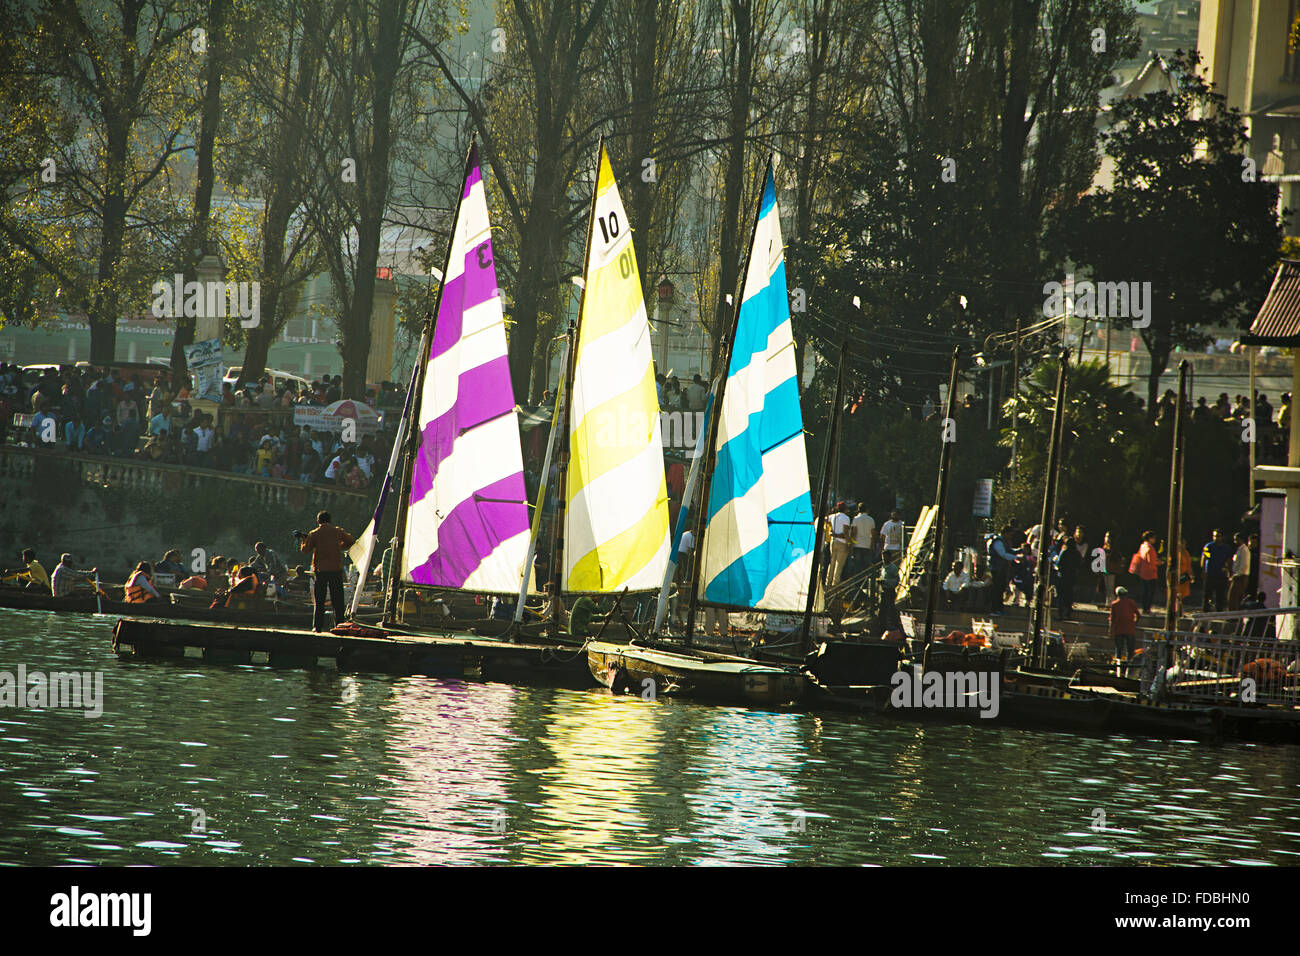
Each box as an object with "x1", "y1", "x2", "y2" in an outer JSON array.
[{"x1": 0, "y1": 445, "x2": 371, "y2": 510}]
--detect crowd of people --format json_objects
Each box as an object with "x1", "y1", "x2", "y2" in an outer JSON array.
[
  {"x1": 3, "y1": 511, "x2": 376, "y2": 633},
  {"x1": 2, "y1": 539, "x2": 316, "y2": 607},
  {"x1": 0, "y1": 363, "x2": 399, "y2": 491},
  {"x1": 810, "y1": 495, "x2": 1272, "y2": 658}
]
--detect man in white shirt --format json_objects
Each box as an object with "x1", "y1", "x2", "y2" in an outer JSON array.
[
  {"x1": 942, "y1": 561, "x2": 970, "y2": 608},
  {"x1": 827, "y1": 501, "x2": 852, "y2": 587},
  {"x1": 848, "y1": 503, "x2": 876, "y2": 580},
  {"x1": 324, "y1": 453, "x2": 346, "y2": 481},
  {"x1": 672, "y1": 529, "x2": 695, "y2": 624},
  {"x1": 880, "y1": 510, "x2": 905, "y2": 564},
  {"x1": 194, "y1": 421, "x2": 214, "y2": 466},
  {"x1": 1228, "y1": 531, "x2": 1252, "y2": 611},
  {"x1": 51, "y1": 553, "x2": 98, "y2": 598}
]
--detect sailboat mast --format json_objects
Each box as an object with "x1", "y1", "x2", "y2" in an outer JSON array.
[
  {"x1": 801, "y1": 339, "x2": 849, "y2": 655},
  {"x1": 514, "y1": 326, "x2": 573, "y2": 622},
  {"x1": 921, "y1": 347, "x2": 961, "y2": 665},
  {"x1": 355, "y1": 318, "x2": 428, "y2": 621},
  {"x1": 385, "y1": 136, "x2": 478, "y2": 623},
  {"x1": 684, "y1": 153, "x2": 775, "y2": 646},
  {"x1": 550, "y1": 135, "x2": 604, "y2": 641}
]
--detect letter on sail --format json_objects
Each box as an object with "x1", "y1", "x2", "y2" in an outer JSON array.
[
  {"x1": 698, "y1": 166, "x2": 817, "y2": 611},
  {"x1": 563, "y1": 146, "x2": 670, "y2": 592},
  {"x1": 402, "y1": 145, "x2": 531, "y2": 592}
]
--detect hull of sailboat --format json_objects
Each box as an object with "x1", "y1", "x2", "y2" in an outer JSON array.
[
  {"x1": 111, "y1": 618, "x2": 592, "y2": 689},
  {"x1": 587, "y1": 640, "x2": 804, "y2": 706}
]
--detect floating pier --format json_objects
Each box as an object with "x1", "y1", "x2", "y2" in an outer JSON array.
[{"x1": 112, "y1": 617, "x2": 592, "y2": 689}]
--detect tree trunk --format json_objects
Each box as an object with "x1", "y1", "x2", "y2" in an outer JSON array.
[
  {"x1": 339, "y1": 0, "x2": 404, "y2": 400},
  {"x1": 239, "y1": 0, "x2": 321, "y2": 388},
  {"x1": 627, "y1": 0, "x2": 660, "y2": 296},
  {"x1": 172, "y1": 0, "x2": 228, "y2": 376},
  {"x1": 712, "y1": 0, "x2": 754, "y2": 347},
  {"x1": 511, "y1": 144, "x2": 563, "y2": 404},
  {"x1": 90, "y1": 137, "x2": 128, "y2": 366}
]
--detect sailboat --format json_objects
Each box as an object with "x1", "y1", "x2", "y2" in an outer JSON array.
[
  {"x1": 347, "y1": 139, "x2": 579, "y2": 650},
  {"x1": 587, "y1": 157, "x2": 814, "y2": 706},
  {"x1": 551, "y1": 139, "x2": 672, "y2": 614},
  {"x1": 354, "y1": 138, "x2": 669, "y2": 652}
]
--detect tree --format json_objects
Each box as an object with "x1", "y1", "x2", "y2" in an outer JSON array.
[
  {"x1": 414, "y1": 0, "x2": 611, "y2": 403},
  {"x1": 305, "y1": 0, "x2": 431, "y2": 399},
  {"x1": 1060, "y1": 50, "x2": 1283, "y2": 417},
  {"x1": 800, "y1": 0, "x2": 1139, "y2": 406},
  {"x1": 224, "y1": 0, "x2": 334, "y2": 387},
  {"x1": 0, "y1": 0, "x2": 202, "y2": 363}
]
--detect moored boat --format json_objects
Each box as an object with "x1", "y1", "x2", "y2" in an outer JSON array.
[{"x1": 587, "y1": 639, "x2": 803, "y2": 706}]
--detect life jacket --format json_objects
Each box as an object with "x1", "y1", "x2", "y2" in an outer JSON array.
[
  {"x1": 125, "y1": 571, "x2": 154, "y2": 603},
  {"x1": 226, "y1": 571, "x2": 260, "y2": 607}
]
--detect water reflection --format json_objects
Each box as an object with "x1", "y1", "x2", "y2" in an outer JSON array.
[{"x1": 0, "y1": 608, "x2": 1297, "y2": 866}]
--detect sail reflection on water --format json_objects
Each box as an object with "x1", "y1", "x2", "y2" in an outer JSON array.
[{"x1": 378, "y1": 680, "x2": 519, "y2": 865}]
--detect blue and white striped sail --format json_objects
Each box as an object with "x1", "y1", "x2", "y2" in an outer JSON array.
[{"x1": 697, "y1": 169, "x2": 818, "y2": 612}]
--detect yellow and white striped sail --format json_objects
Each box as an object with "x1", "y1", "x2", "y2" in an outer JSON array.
[{"x1": 563, "y1": 146, "x2": 670, "y2": 592}]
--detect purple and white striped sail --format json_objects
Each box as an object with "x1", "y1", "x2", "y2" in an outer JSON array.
[{"x1": 401, "y1": 145, "x2": 532, "y2": 593}]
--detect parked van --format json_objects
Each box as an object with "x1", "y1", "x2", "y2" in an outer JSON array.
[{"x1": 223, "y1": 366, "x2": 312, "y2": 394}]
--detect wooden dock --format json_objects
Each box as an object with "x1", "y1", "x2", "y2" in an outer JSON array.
[{"x1": 111, "y1": 617, "x2": 593, "y2": 689}]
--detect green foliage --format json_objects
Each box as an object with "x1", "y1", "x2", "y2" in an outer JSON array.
[
  {"x1": 996, "y1": 357, "x2": 1247, "y2": 561},
  {"x1": 1057, "y1": 50, "x2": 1283, "y2": 413}
]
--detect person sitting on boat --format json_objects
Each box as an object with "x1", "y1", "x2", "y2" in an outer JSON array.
[
  {"x1": 124, "y1": 561, "x2": 161, "y2": 603},
  {"x1": 3, "y1": 549, "x2": 52, "y2": 592},
  {"x1": 525, "y1": 582, "x2": 566, "y2": 624},
  {"x1": 205, "y1": 555, "x2": 229, "y2": 590},
  {"x1": 246, "y1": 541, "x2": 287, "y2": 596},
  {"x1": 284, "y1": 566, "x2": 312, "y2": 596},
  {"x1": 178, "y1": 570, "x2": 208, "y2": 589},
  {"x1": 50, "y1": 554, "x2": 98, "y2": 598},
  {"x1": 155, "y1": 549, "x2": 188, "y2": 578},
  {"x1": 224, "y1": 566, "x2": 262, "y2": 607},
  {"x1": 569, "y1": 595, "x2": 606, "y2": 640}
]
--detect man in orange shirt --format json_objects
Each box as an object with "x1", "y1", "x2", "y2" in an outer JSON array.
[
  {"x1": 298, "y1": 510, "x2": 355, "y2": 632},
  {"x1": 1133, "y1": 530, "x2": 1162, "y2": 613}
]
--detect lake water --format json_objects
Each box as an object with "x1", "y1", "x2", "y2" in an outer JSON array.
[{"x1": 1, "y1": 608, "x2": 1298, "y2": 866}]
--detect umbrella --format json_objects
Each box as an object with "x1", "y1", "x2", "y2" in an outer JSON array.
[{"x1": 323, "y1": 399, "x2": 380, "y2": 434}]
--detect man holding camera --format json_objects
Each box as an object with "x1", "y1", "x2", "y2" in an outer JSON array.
[{"x1": 296, "y1": 511, "x2": 355, "y2": 632}]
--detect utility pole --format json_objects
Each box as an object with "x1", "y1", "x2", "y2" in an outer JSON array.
[
  {"x1": 1029, "y1": 350, "x2": 1070, "y2": 669},
  {"x1": 1165, "y1": 360, "x2": 1189, "y2": 639}
]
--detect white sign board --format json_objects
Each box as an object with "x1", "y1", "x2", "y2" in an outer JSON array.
[
  {"x1": 293, "y1": 405, "x2": 378, "y2": 435},
  {"x1": 183, "y1": 338, "x2": 224, "y2": 403}
]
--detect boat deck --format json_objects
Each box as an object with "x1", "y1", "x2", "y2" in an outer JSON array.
[{"x1": 112, "y1": 617, "x2": 593, "y2": 689}]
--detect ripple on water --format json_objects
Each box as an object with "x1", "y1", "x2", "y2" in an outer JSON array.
[{"x1": 0, "y1": 606, "x2": 1297, "y2": 865}]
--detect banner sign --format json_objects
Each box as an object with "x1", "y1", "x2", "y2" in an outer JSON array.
[
  {"x1": 292, "y1": 405, "x2": 378, "y2": 435},
  {"x1": 183, "y1": 338, "x2": 224, "y2": 403},
  {"x1": 972, "y1": 478, "x2": 993, "y2": 518}
]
